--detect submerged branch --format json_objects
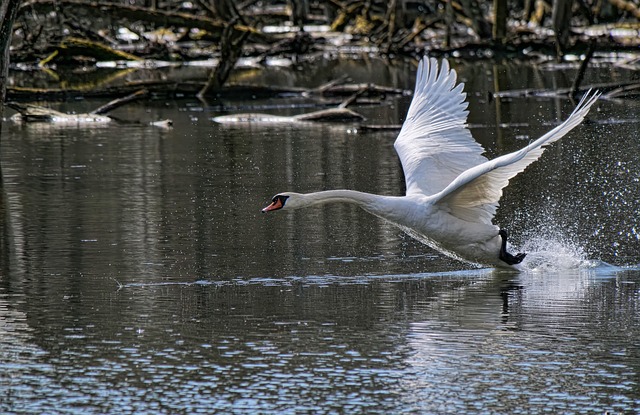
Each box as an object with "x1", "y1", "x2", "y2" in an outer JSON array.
[
  {"x1": 494, "y1": 80, "x2": 640, "y2": 98},
  {"x1": 6, "y1": 79, "x2": 409, "y2": 101}
]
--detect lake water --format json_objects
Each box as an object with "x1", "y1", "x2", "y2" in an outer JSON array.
[{"x1": 1, "y1": 57, "x2": 639, "y2": 414}]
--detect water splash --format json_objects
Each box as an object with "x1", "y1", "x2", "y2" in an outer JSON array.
[{"x1": 517, "y1": 235, "x2": 599, "y2": 272}]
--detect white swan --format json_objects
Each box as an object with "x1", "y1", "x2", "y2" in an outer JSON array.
[{"x1": 262, "y1": 57, "x2": 600, "y2": 268}]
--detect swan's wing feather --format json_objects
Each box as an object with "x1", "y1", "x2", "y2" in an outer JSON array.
[
  {"x1": 433, "y1": 90, "x2": 600, "y2": 224},
  {"x1": 394, "y1": 57, "x2": 487, "y2": 197}
]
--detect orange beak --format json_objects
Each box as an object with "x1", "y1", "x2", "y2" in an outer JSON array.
[{"x1": 262, "y1": 198, "x2": 284, "y2": 213}]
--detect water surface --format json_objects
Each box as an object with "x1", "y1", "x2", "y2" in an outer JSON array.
[{"x1": 1, "y1": 58, "x2": 639, "y2": 414}]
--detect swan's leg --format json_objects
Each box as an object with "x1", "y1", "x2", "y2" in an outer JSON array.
[{"x1": 498, "y1": 229, "x2": 526, "y2": 265}]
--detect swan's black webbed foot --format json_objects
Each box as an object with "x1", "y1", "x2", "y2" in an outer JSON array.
[{"x1": 498, "y1": 229, "x2": 526, "y2": 265}]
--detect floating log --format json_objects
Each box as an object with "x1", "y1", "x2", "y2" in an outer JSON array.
[
  {"x1": 213, "y1": 107, "x2": 365, "y2": 124},
  {"x1": 357, "y1": 124, "x2": 402, "y2": 132},
  {"x1": 293, "y1": 108, "x2": 365, "y2": 122},
  {"x1": 7, "y1": 103, "x2": 112, "y2": 123},
  {"x1": 7, "y1": 89, "x2": 149, "y2": 124}
]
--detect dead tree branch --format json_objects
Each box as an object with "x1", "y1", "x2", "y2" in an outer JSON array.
[{"x1": 19, "y1": 0, "x2": 266, "y2": 40}]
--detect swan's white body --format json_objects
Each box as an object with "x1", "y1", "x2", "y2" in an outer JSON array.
[{"x1": 263, "y1": 57, "x2": 600, "y2": 267}]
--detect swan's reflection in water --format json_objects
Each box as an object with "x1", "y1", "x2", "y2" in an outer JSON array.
[{"x1": 403, "y1": 265, "x2": 639, "y2": 414}]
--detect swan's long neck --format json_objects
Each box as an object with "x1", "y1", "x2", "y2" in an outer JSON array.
[
  {"x1": 293, "y1": 190, "x2": 406, "y2": 219},
  {"x1": 297, "y1": 190, "x2": 382, "y2": 208}
]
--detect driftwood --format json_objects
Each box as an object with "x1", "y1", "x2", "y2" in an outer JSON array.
[
  {"x1": 307, "y1": 75, "x2": 350, "y2": 95},
  {"x1": 601, "y1": 83, "x2": 640, "y2": 99},
  {"x1": 7, "y1": 103, "x2": 113, "y2": 123},
  {"x1": 294, "y1": 108, "x2": 365, "y2": 122},
  {"x1": 312, "y1": 83, "x2": 408, "y2": 97},
  {"x1": 357, "y1": 124, "x2": 402, "y2": 132},
  {"x1": 91, "y1": 89, "x2": 148, "y2": 114},
  {"x1": 7, "y1": 89, "x2": 150, "y2": 123},
  {"x1": 213, "y1": 108, "x2": 365, "y2": 124}
]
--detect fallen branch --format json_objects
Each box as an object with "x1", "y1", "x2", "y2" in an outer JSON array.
[
  {"x1": 307, "y1": 75, "x2": 349, "y2": 96},
  {"x1": 19, "y1": 0, "x2": 267, "y2": 40},
  {"x1": 319, "y1": 83, "x2": 409, "y2": 97},
  {"x1": 91, "y1": 89, "x2": 148, "y2": 115},
  {"x1": 213, "y1": 107, "x2": 365, "y2": 124},
  {"x1": 7, "y1": 102, "x2": 112, "y2": 123},
  {"x1": 7, "y1": 80, "x2": 409, "y2": 100},
  {"x1": 338, "y1": 84, "x2": 373, "y2": 108},
  {"x1": 602, "y1": 83, "x2": 640, "y2": 99},
  {"x1": 493, "y1": 80, "x2": 640, "y2": 99},
  {"x1": 357, "y1": 124, "x2": 402, "y2": 132},
  {"x1": 40, "y1": 37, "x2": 142, "y2": 66},
  {"x1": 608, "y1": 0, "x2": 640, "y2": 19},
  {"x1": 7, "y1": 89, "x2": 149, "y2": 123},
  {"x1": 293, "y1": 107, "x2": 365, "y2": 122}
]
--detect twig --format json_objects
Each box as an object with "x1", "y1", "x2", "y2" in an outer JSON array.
[
  {"x1": 338, "y1": 84, "x2": 371, "y2": 108},
  {"x1": 91, "y1": 89, "x2": 148, "y2": 115},
  {"x1": 110, "y1": 277, "x2": 124, "y2": 291},
  {"x1": 307, "y1": 75, "x2": 350, "y2": 96},
  {"x1": 602, "y1": 83, "x2": 640, "y2": 99}
]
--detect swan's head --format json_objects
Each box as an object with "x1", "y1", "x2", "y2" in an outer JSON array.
[{"x1": 262, "y1": 193, "x2": 301, "y2": 212}]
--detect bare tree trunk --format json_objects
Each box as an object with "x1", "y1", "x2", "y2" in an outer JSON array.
[
  {"x1": 0, "y1": 0, "x2": 20, "y2": 258},
  {"x1": 493, "y1": 0, "x2": 508, "y2": 43},
  {"x1": 0, "y1": 0, "x2": 21, "y2": 108},
  {"x1": 197, "y1": 22, "x2": 248, "y2": 97},
  {"x1": 460, "y1": 0, "x2": 492, "y2": 39},
  {"x1": 1, "y1": 0, "x2": 22, "y2": 152},
  {"x1": 553, "y1": 0, "x2": 573, "y2": 59},
  {"x1": 290, "y1": 0, "x2": 309, "y2": 30}
]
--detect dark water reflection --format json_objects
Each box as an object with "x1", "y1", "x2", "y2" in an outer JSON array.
[{"x1": 1, "y1": 58, "x2": 639, "y2": 414}]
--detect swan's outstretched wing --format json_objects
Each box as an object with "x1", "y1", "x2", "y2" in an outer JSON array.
[
  {"x1": 394, "y1": 57, "x2": 487, "y2": 197},
  {"x1": 432, "y1": 90, "x2": 600, "y2": 224}
]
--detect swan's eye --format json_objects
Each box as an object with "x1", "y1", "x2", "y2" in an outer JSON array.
[{"x1": 277, "y1": 195, "x2": 289, "y2": 205}]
